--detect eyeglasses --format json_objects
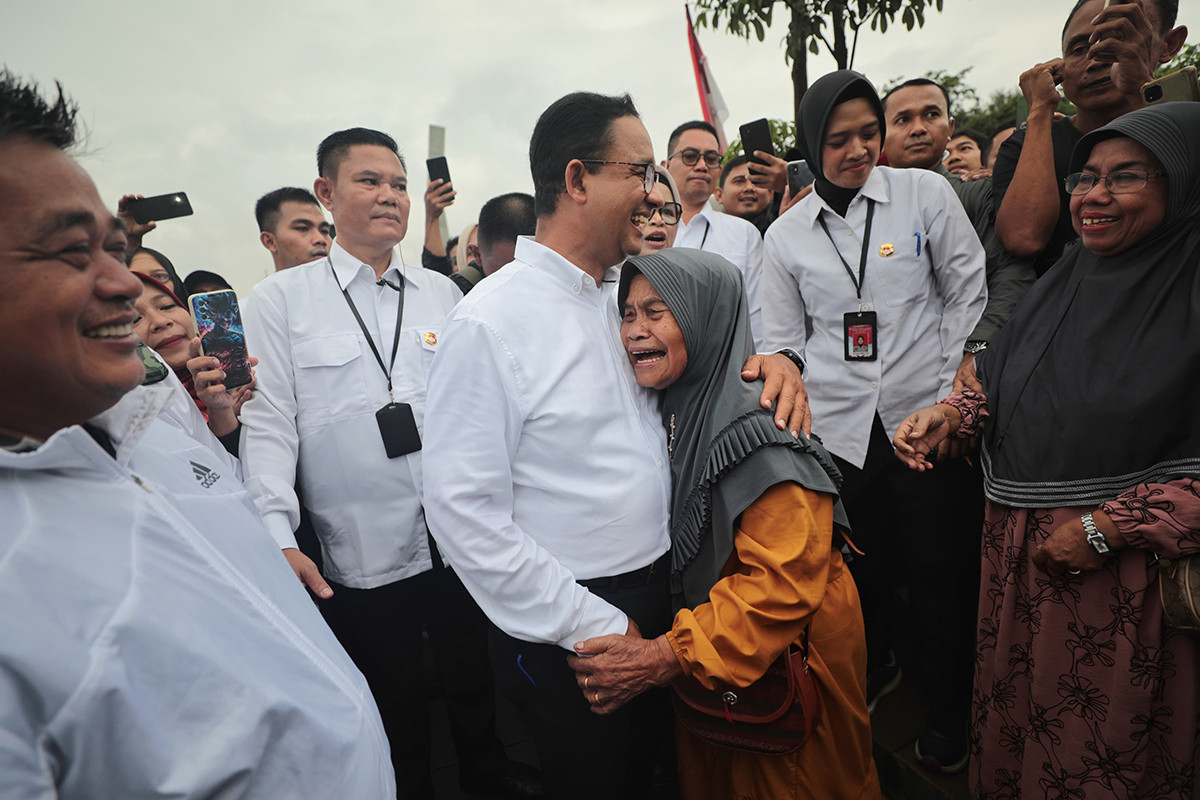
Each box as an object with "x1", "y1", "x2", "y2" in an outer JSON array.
[
  {"x1": 1065, "y1": 169, "x2": 1167, "y2": 195},
  {"x1": 648, "y1": 202, "x2": 682, "y2": 226},
  {"x1": 579, "y1": 160, "x2": 658, "y2": 194},
  {"x1": 668, "y1": 147, "x2": 722, "y2": 168}
]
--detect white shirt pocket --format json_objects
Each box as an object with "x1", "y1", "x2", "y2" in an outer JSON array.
[{"x1": 292, "y1": 334, "x2": 371, "y2": 421}]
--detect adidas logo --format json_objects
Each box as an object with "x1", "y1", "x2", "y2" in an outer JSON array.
[{"x1": 191, "y1": 461, "x2": 221, "y2": 489}]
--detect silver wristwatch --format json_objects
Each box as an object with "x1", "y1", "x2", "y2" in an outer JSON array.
[
  {"x1": 964, "y1": 341, "x2": 988, "y2": 355},
  {"x1": 1082, "y1": 512, "x2": 1110, "y2": 555}
]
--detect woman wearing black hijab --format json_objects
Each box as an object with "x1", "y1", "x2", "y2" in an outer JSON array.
[
  {"x1": 761, "y1": 70, "x2": 988, "y2": 772},
  {"x1": 895, "y1": 102, "x2": 1200, "y2": 798},
  {"x1": 571, "y1": 248, "x2": 879, "y2": 799}
]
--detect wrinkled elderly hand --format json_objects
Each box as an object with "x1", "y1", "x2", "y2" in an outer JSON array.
[
  {"x1": 568, "y1": 632, "x2": 682, "y2": 715},
  {"x1": 893, "y1": 404, "x2": 961, "y2": 471},
  {"x1": 1032, "y1": 510, "x2": 1125, "y2": 576}
]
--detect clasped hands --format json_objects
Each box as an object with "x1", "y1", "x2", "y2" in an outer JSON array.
[{"x1": 568, "y1": 618, "x2": 683, "y2": 715}]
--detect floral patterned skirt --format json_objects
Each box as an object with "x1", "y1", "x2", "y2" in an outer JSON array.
[{"x1": 971, "y1": 503, "x2": 1199, "y2": 799}]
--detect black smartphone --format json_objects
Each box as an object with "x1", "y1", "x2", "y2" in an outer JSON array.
[
  {"x1": 188, "y1": 290, "x2": 253, "y2": 390},
  {"x1": 787, "y1": 161, "x2": 814, "y2": 197},
  {"x1": 739, "y1": 119, "x2": 775, "y2": 167},
  {"x1": 126, "y1": 192, "x2": 193, "y2": 225},
  {"x1": 426, "y1": 156, "x2": 452, "y2": 186}
]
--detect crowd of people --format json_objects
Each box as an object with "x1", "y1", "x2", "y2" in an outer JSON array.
[{"x1": 1, "y1": 0, "x2": 1197, "y2": 799}]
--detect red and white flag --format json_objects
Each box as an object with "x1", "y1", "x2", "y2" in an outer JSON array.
[{"x1": 686, "y1": 5, "x2": 729, "y2": 151}]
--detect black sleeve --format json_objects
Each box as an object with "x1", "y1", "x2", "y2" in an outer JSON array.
[
  {"x1": 421, "y1": 247, "x2": 454, "y2": 276},
  {"x1": 989, "y1": 128, "x2": 1026, "y2": 210}
]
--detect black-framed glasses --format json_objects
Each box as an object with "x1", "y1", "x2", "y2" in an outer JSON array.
[
  {"x1": 579, "y1": 160, "x2": 657, "y2": 194},
  {"x1": 1065, "y1": 169, "x2": 1167, "y2": 195},
  {"x1": 648, "y1": 202, "x2": 683, "y2": 226},
  {"x1": 668, "y1": 147, "x2": 722, "y2": 168}
]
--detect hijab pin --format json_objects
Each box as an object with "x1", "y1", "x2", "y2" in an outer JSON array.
[{"x1": 879, "y1": 243, "x2": 894, "y2": 257}]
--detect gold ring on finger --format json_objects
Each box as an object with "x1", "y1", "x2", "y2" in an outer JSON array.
[
  {"x1": 594, "y1": 692, "x2": 600, "y2": 704},
  {"x1": 584, "y1": 676, "x2": 590, "y2": 689},
  {"x1": 1068, "y1": 569, "x2": 1082, "y2": 575}
]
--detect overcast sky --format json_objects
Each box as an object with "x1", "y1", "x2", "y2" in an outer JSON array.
[{"x1": 4, "y1": 1, "x2": 1195, "y2": 293}]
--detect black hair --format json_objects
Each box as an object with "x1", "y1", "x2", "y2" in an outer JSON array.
[
  {"x1": 182, "y1": 270, "x2": 233, "y2": 298},
  {"x1": 446, "y1": 235, "x2": 459, "y2": 253},
  {"x1": 255, "y1": 186, "x2": 323, "y2": 232},
  {"x1": 667, "y1": 120, "x2": 719, "y2": 157},
  {"x1": 317, "y1": 127, "x2": 403, "y2": 180},
  {"x1": 881, "y1": 78, "x2": 952, "y2": 117},
  {"x1": 1063, "y1": 0, "x2": 1176, "y2": 40},
  {"x1": 0, "y1": 69, "x2": 79, "y2": 149},
  {"x1": 126, "y1": 246, "x2": 183, "y2": 291},
  {"x1": 529, "y1": 91, "x2": 639, "y2": 217},
  {"x1": 477, "y1": 192, "x2": 536, "y2": 252},
  {"x1": 719, "y1": 154, "x2": 751, "y2": 188},
  {"x1": 951, "y1": 127, "x2": 992, "y2": 164}
]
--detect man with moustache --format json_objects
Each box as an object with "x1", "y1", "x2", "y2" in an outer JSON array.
[
  {"x1": 993, "y1": 0, "x2": 1186, "y2": 274},
  {"x1": 422, "y1": 92, "x2": 806, "y2": 799},
  {"x1": 715, "y1": 155, "x2": 773, "y2": 229},
  {"x1": 238, "y1": 128, "x2": 538, "y2": 799},
  {"x1": 0, "y1": 72, "x2": 393, "y2": 799}
]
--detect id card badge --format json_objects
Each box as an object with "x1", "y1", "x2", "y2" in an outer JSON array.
[
  {"x1": 376, "y1": 402, "x2": 422, "y2": 458},
  {"x1": 843, "y1": 311, "x2": 877, "y2": 361}
]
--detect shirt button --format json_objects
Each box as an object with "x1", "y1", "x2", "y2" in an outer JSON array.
[
  {"x1": 572, "y1": 284, "x2": 581, "y2": 294},
  {"x1": 861, "y1": 304, "x2": 870, "y2": 311},
  {"x1": 870, "y1": 381, "x2": 878, "y2": 388},
  {"x1": 658, "y1": 460, "x2": 665, "y2": 468}
]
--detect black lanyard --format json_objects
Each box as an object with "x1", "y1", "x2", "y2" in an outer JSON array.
[
  {"x1": 817, "y1": 198, "x2": 875, "y2": 303},
  {"x1": 329, "y1": 257, "x2": 405, "y2": 401},
  {"x1": 698, "y1": 217, "x2": 711, "y2": 249}
]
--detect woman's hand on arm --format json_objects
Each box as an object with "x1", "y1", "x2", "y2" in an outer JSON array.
[
  {"x1": 1033, "y1": 509, "x2": 1126, "y2": 576},
  {"x1": 568, "y1": 631, "x2": 683, "y2": 715},
  {"x1": 892, "y1": 404, "x2": 962, "y2": 470}
]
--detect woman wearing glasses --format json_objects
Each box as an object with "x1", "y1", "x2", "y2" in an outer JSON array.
[
  {"x1": 640, "y1": 166, "x2": 683, "y2": 254},
  {"x1": 894, "y1": 102, "x2": 1200, "y2": 798}
]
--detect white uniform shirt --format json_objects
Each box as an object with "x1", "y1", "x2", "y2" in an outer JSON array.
[
  {"x1": 762, "y1": 166, "x2": 986, "y2": 468},
  {"x1": 239, "y1": 241, "x2": 462, "y2": 589},
  {"x1": 675, "y1": 206, "x2": 765, "y2": 348},
  {"x1": 0, "y1": 385, "x2": 393, "y2": 798},
  {"x1": 422, "y1": 237, "x2": 671, "y2": 650}
]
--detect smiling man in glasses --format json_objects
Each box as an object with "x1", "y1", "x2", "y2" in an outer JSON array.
[
  {"x1": 422, "y1": 92, "x2": 807, "y2": 799},
  {"x1": 663, "y1": 120, "x2": 766, "y2": 347}
]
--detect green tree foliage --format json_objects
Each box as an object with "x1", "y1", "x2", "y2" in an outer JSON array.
[
  {"x1": 1156, "y1": 42, "x2": 1200, "y2": 77},
  {"x1": 693, "y1": 0, "x2": 945, "y2": 127}
]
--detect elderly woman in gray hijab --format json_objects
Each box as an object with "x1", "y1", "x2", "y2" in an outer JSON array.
[
  {"x1": 894, "y1": 102, "x2": 1200, "y2": 798},
  {"x1": 569, "y1": 248, "x2": 879, "y2": 799}
]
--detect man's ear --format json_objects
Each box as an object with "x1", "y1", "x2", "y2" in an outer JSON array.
[
  {"x1": 948, "y1": 116, "x2": 956, "y2": 139},
  {"x1": 713, "y1": 185, "x2": 725, "y2": 205},
  {"x1": 260, "y1": 231, "x2": 278, "y2": 254},
  {"x1": 564, "y1": 160, "x2": 588, "y2": 204},
  {"x1": 1160, "y1": 25, "x2": 1188, "y2": 62},
  {"x1": 466, "y1": 242, "x2": 482, "y2": 266},
  {"x1": 313, "y1": 177, "x2": 335, "y2": 212}
]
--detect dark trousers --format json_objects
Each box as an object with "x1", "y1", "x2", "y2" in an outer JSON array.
[
  {"x1": 834, "y1": 414, "x2": 982, "y2": 727},
  {"x1": 491, "y1": 566, "x2": 673, "y2": 800},
  {"x1": 320, "y1": 563, "x2": 507, "y2": 800}
]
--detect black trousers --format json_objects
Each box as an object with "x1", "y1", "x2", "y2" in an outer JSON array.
[
  {"x1": 490, "y1": 565, "x2": 673, "y2": 800},
  {"x1": 320, "y1": 562, "x2": 507, "y2": 800},
  {"x1": 833, "y1": 413, "x2": 982, "y2": 726}
]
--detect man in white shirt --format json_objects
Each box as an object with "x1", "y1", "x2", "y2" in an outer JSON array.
[
  {"x1": 238, "y1": 128, "x2": 537, "y2": 800},
  {"x1": 423, "y1": 92, "x2": 807, "y2": 800},
  {"x1": 663, "y1": 120, "x2": 765, "y2": 347},
  {"x1": 0, "y1": 71, "x2": 393, "y2": 800}
]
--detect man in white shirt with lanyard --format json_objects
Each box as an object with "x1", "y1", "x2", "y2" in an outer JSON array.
[
  {"x1": 422, "y1": 92, "x2": 807, "y2": 800},
  {"x1": 238, "y1": 128, "x2": 538, "y2": 800},
  {"x1": 663, "y1": 120, "x2": 765, "y2": 348}
]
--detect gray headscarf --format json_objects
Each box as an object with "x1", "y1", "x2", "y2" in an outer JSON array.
[{"x1": 618, "y1": 248, "x2": 849, "y2": 608}]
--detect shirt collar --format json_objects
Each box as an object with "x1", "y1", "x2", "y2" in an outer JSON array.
[
  {"x1": 327, "y1": 240, "x2": 406, "y2": 291},
  {"x1": 514, "y1": 236, "x2": 613, "y2": 299},
  {"x1": 802, "y1": 167, "x2": 891, "y2": 226}
]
